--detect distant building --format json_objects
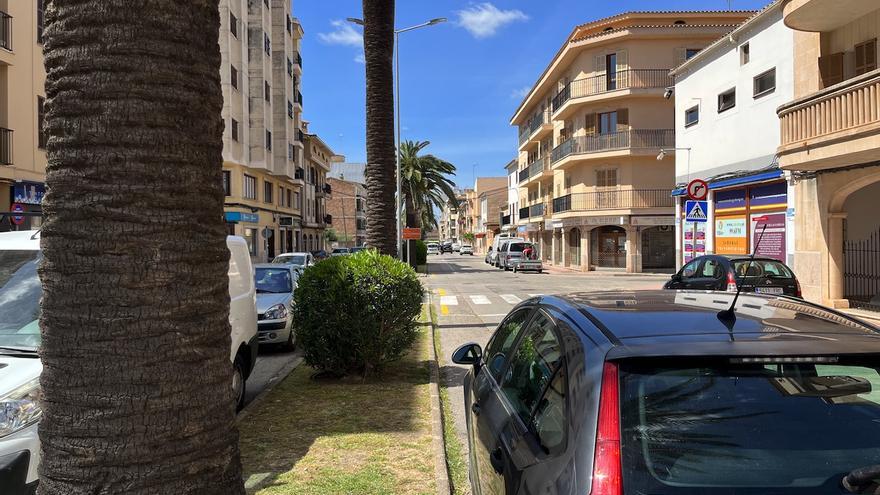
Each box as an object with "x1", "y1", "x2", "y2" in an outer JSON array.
[
  {"x1": 325, "y1": 176, "x2": 366, "y2": 248},
  {"x1": 501, "y1": 159, "x2": 519, "y2": 233}
]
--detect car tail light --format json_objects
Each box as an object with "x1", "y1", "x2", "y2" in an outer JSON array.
[
  {"x1": 795, "y1": 278, "x2": 802, "y2": 298},
  {"x1": 592, "y1": 362, "x2": 622, "y2": 495},
  {"x1": 726, "y1": 271, "x2": 737, "y2": 292}
]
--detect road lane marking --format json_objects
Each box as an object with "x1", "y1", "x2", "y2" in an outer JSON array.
[
  {"x1": 470, "y1": 295, "x2": 491, "y2": 305},
  {"x1": 437, "y1": 288, "x2": 447, "y2": 296},
  {"x1": 440, "y1": 296, "x2": 458, "y2": 306},
  {"x1": 441, "y1": 305, "x2": 449, "y2": 315},
  {"x1": 500, "y1": 294, "x2": 521, "y2": 304}
]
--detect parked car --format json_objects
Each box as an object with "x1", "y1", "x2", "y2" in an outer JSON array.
[
  {"x1": 311, "y1": 250, "x2": 329, "y2": 261},
  {"x1": 499, "y1": 240, "x2": 531, "y2": 271},
  {"x1": 508, "y1": 243, "x2": 542, "y2": 273},
  {"x1": 427, "y1": 243, "x2": 440, "y2": 255},
  {"x1": 460, "y1": 244, "x2": 474, "y2": 255},
  {"x1": 330, "y1": 247, "x2": 350, "y2": 257},
  {"x1": 452, "y1": 242, "x2": 462, "y2": 252},
  {"x1": 484, "y1": 247, "x2": 494, "y2": 264},
  {"x1": 0, "y1": 232, "x2": 259, "y2": 492},
  {"x1": 440, "y1": 242, "x2": 453, "y2": 254},
  {"x1": 664, "y1": 254, "x2": 801, "y2": 297},
  {"x1": 254, "y1": 264, "x2": 299, "y2": 350},
  {"x1": 494, "y1": 241, "x2": 511, "y2": 268},
  {"x1": 349, "y1": 246, "x2": 368, "y2": 254},
  {"x1": 271, "y1": 251, "x2": 313, "y2": 269},
  {"x1": 452, "y1": 290, "x2": 880, "y2": 495}
]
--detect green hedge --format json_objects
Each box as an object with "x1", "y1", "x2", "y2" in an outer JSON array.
[
  {"x1": 414, "y1": 240, "x2": 427, "y2": 266},
  {"x1": 293, "y1": 250, "x2": 424, "y2": 377}
]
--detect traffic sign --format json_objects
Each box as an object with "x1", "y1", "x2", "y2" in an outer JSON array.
[
  {"x1": 402, "y1": 227, "x2": 421, "y2": 240},
  {"x1": 686, "y1": 179, "x2": 708, "y2": 201},
  {"x1": 684, "y1": 200, "x2": 708, "y2": 222},
  {"x1": 10, "y1": 203, "x2": 25, "y2": 226}
]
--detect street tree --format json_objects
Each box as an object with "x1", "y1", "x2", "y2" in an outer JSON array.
[
  {"x1": 362, "y1": 0, "x2": 397, "y2": 256},
  {"x1": 38, "y1": 1, "x2": 244, "y2": 493},
  {"x1": 399, "y1": 140, "x2": 457, "y2": 230}
]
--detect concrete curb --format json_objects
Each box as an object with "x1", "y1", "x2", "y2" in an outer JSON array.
[
  {"x1": 426, "y1": 295, "x2": 452, "y2": 495},
  {"x1": 236, "y1": 353, "x2": 304, "y2": 423}
]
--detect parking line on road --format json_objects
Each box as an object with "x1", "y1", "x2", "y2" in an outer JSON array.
[
  {"x1": 470, "y1": 295, "x2": 491, "y2": 305},
  {"x1": 441, "y1": 305, "x2": 449, "y2": 315},
  {"x1": 500, "y1": 294, "x2": 521, "y2": 304},
  {"x1": 440, "y1": 295, "x2": 458, "y2": 306},
  {"x1": 437, "y1": 288, "x2": 447, "y2": 296}
]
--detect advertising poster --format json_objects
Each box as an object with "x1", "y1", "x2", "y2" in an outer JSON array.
[
  {"x1": 715, "y1": 215, "x2": 747, "y2": 254},
  {"x1": 682, "y1": 221, "x2": 695, "y2": 263},
  {"x1": 751, "y1": 212, "x2": 786, "y2": 262}
]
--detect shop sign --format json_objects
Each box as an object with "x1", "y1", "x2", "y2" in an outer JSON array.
[
  {"x1": 525, "y1": 223, "x2": 541, "y2": 232},
  {"x1": 551, "y1": 221, "x2": 564, "y2": 230},
  {"x1": 225, "y1": 211, "x2": 259, "y2": 224},
  {"x1": 751, "y1": 213, "x2": 786, "y2": 262},
  {"x1": 13, "y1": 182, "x2": 44, "y2": 205},
  {"x1": 715, "y1": 216, "x2": 748, "y2": 254},
  {"x1": 631, "y1": 216, "x2": 674, "y2": 226}
]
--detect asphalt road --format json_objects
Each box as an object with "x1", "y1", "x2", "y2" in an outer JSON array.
[{"x1": 423, "y1": 252, "x2": 668, "y2": 467}]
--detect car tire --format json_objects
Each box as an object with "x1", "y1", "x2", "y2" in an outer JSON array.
[
  {"x1": 537, "y1": 269, "x2": 543, "y2": 274},
  {"x1": 280, "y1": 325, "x2": 296, "y2": 351},
  {"x1": 513, "y1": 266, "x2": 518, "y2": 273},
  {"x1": 233, "y1": 355, "x2": 246, "y2": 412}
]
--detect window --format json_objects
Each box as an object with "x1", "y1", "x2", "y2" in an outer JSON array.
[
  {"x1": 230, "y1": 12, "x2": 238, "y2": 38},
  {"x1": 294, "y1": 191, "x2": 300, "y2": 208},
  {"x1": 532, "y1": 366, "x2": 566, "y2": 453},
  {"x1": 287, "y1": 58, "x2": 293, "y2": 76},
  {"x1": 684, "y1": 105, "x2": 699, "y2": 127},
  {"x1": 265, "y1": 130, "x2": 272, "y2": 150},
  {"x1": 264, "y1": 81, "x2": 270, "y2": 102},
  {"x1": 37, "y1": 97, "x2": 47, "y2": 149},
  {"x1": 500, "y1": 311, "x2": 562, "y2": 424},
  {"x1": 288, "y1": 143, "x2": 294, "y2": 160},
  {"x1": 855, "y1": 38, "x2": 877, "y2": 76},
  {"x1": 264, "y1": 181, "x2": 273, "y2": 204},
  {"x1": 264, "y1": 32, "x2": 270, "y2": 55},
  {"x1": 740, "y1": 42, "x2": 750, "y2": 65},
  {"x1": 680, "y1": 258, "x2": 700, "y2": 279},
  {"x1": 37, "y1": 0, "x2": 45, "y2": 44},
  {"x1": 230, "y1": 66, "x2": 239, "y2": 90},
  {"x1": 597, "y1": 169, "x2": 618, "y2": 188},
  {"x1": 286, "y1": 16, "x2": 292, "y2": 34},
  {"x1": 483, "y1": 308, "x2": 532, "y2": 382},
  {"x1": 288, "y1": 101, "x2": 293, "y2": 119},
  {"x1": 598, "y1": 111, "x2": 618, "y2": 134},
  {"x1": 243, "y1": 174, "x2": 256, "y2": 200},
  {"x1": 717, "y1": 88, "x2": 736, "y2": 113},
  {"x1": 605, "y1": 53, "x2": 617, "y2": 90},
  {"x1": 700, "y1": 259, "x2": 723, "y2": 278},
  {"x1": 685, "y1": 48, "x2": 701, "y2": 60},
  {"x1": 222, "y1": 171, "x2": 231, "y2": 196},
  {"x1": 286, "y1": 189, "x2": 292, "y2": 208},
  {"x1": 231, "y1": 119, "x2": 239, "y2": 141},
  {"x1": 753, "y1": 68, "x2": 776, "y2": 98}
]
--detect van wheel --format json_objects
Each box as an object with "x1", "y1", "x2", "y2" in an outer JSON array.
[{"x1": 233, "y1": 356, "x2": 246, "y2": 412}]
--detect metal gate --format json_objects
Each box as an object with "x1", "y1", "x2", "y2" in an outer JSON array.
[{"x1": 844, "y1": 226, "x2": 880, "y2": 312}]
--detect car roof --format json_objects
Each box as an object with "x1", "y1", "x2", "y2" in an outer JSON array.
[
  {"x1": 0, "y1": 230, "x2": 41, "y2": 250},
  {"x1": 254, "y1": 263, "x2": 295, "y2": 269},
  {"x1": 276, "y1": 252, "x2": 310, "y2": 257},
  {"x1": 540, "y1": 290, "x2": 880, "y2": 359}
]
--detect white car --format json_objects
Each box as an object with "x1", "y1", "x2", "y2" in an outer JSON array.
[
  {"x1": 459, "y1": 244, "x2": 474, "y2": 255},
  {"x1": 0, "y1": 231, "x2": 258, "y2": 492},
  {"x1": 452, "y1": 242, "x2": 461, "y2": 252},
  {"x1": 427, "y1": 243, "x2": 440, "y2": 255},
  {"x1": 254, "y1": 263, "x2": 299, "y2": 350},
  {"x1": 330, "y1": 247, "x2": 350, "y2": 256},
  {"x1": 271, "y1": 251, "x2": 313, "y2": 269}
]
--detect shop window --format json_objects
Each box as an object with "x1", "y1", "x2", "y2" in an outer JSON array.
[
  {"x1": 753, "y1": 68, "x2": 776, "y2": 98},
  {"x1": 718, "y1": 88, "x2": 736, "y2": 113},
  {"x1": 685, "y1": 105, "x2": 699, "y2": 127}
]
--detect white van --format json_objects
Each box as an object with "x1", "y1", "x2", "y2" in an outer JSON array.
[
  {"x1": 0, "y1": 231, "x2": 258, "y2": 492},
  {"x1": 489, "y1": 234, "x2": 523, "y2": 265}
]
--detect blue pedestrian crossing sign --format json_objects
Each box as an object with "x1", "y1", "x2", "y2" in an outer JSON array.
[{"x1": 685, "y1": 200, "x2": 708, "y2": 222}]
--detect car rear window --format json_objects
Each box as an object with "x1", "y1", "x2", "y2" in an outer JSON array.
[
  {"x1": 508, "y1": 242, "x2": 526, "y2": 252},
  {"x1": 733, "y1": 259, "x2": 794, "y2": 278},
  {"x1": 619, "y1": 358, "x2": 880, "y2": 494}
]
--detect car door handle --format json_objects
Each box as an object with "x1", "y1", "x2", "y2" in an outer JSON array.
[
  {"x1": 471, "y1": 402, "x2": 481, "y2": 416},
  {"x1": 489, "y1": 446, "x2": 504, "y2": 474}
]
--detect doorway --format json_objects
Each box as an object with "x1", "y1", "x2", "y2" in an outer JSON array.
[
  {"x1": 591, "y1": 226, "x2": 626, "y2": 268},
  {"x1": 568, "y1": 228, "x2": 581, "y2": 267}
]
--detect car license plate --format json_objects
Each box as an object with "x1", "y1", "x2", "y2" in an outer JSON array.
[{"x1": 756, "y1": 287, "x2": 783, "y2": 294}]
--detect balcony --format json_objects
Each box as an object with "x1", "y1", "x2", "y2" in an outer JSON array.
[
  {"x1": 518, "y1": 202, "x2": 546, "y2": 222},
  {"x1": 500, "y1": 213, "x2": 511, "y2": 226},
  {"x1": 295, "y1": 52, "x2": 302, "y2": 68},
  {"x1": 323, "y1": 183, "x2": 332, "y2": 195},
  {"x1": 783, "y1": 0, "x2": 877, "y2": 32},
  {"x1": 551, "y1": 129, "x2": 674, "y2": 166},
  {"x1": 294, "y1": 167, "x2": 304, "y2": 181},
  {"x1": 0, "y1": 11, "x2": 10, "y2": 51},
  {"x1": 294, "y1": 90, "x2": 303, "y2": 106},
  {"x1": 324, "y1": 214, "x2": 332, "y2": 225},
  {"x1": 0, "y1": 128, "x2": 11, "y2": 165},
  {"x1": 518, "y1": 109, "x2": 553, "y2": 151},
  {"x1": 551, "y1": 69, "x2": 672, "y2": 120},
  {"x1": 315, "y1": 183, "x2": 326, "y2": 197},
  {"x1": 518, "y1": 156, "x2": 551, "y2": 185},
  {"x1": 551, "y1": 189, "x2": 674, "y2": 214}
]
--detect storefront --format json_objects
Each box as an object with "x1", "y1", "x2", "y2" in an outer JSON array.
[{"x1": 2, "y1": 181, "x2": 45, "y2": 232}]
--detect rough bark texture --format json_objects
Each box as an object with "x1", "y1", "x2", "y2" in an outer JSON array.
[
  {"x1": 38, "y1": 1, "x2": 244, "y2": 493},
  {"x1": 362, "y1": 0, "x2": 397, "y2": 257}
]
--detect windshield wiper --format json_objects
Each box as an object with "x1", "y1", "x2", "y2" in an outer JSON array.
[
  {"x1": 843, "y1": 464, "x2": 880, "y2": 493},
  {"x1": 0, "y1": 346, "x2": 39, "y2": 357}
]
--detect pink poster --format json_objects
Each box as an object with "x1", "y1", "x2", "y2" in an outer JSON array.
[{"x1": 751, "y1": 212, "x2": 786, "y2": 262}]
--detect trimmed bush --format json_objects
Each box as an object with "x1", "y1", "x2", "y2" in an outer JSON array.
[
  {"x1": 414, "y1": 240, "x2": 427, "y2": 266},
  {"x1": 293, "y1": 249, "x2": 424, "y2": 377}
]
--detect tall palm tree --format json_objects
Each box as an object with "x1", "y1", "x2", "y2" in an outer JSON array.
[
  {"x1": 399, "y1": 140, "x2": 457, "y2": 231},
  {"x1": 38, "y1": 1, "x2": 244, "y2": 493},
  {"x1": 362, "y1": 0, "x2": 397, "y2": 256}
]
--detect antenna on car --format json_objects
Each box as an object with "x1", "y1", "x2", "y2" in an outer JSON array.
[{"x1": 717, "y1": 222, "x2": 768, "y2": 332}]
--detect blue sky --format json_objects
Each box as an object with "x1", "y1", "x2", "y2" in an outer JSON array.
[{"x1": 296, "y1": 0, "x2": 768, "y2": 188}]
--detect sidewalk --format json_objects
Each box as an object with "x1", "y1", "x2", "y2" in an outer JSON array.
[{"x1": 540, "y1": 263, "x2": 672, "y2": 278}]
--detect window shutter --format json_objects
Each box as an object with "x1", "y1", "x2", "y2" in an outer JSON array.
[
  {"x1": 616, "y1": 50, "x2": 628, "y2": 86},
  {"x1": 675, "y1": 47, "x2": 687, "y2": 65},
  {"x1": 616, "y1": 108, "x2": 629, "y2": 130},
  {"x1": 584, "y1": 113, "x2": 596, "y2": 135},
  {"x1": 596, "y1": 54, "x2": 606, "y2": 75},
  {"x1": 819, "y1": 52, "x2": 845, "y2": 87},
  {"x1": 855, "y1": 39, "x2": 877, "y2": 75}
]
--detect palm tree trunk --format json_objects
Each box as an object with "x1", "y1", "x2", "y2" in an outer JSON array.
[
  {"x1": 38, "y1": 1, "x2": 244, "y2": 493},
  {"x1": 362, "y1": 0, "x2": 397, "y2": 257}
]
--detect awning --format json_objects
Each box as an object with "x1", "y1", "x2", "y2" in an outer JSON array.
[
  {"x1": 475, "y1": 232, "x2": 486, "y2": 238},
  {"x1": 672, "y1": 168, "x2": 784, "y2": 196}
]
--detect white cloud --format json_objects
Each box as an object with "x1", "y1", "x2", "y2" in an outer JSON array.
[
  {"x1": 510, "y1": 86, "x2": 530, "y2": 99},
  {"x1": 354, "y1": 52, "x2": 366, "y2": 64},
  {"x1": 456, "y1": 3, "x2": 528, "y2": 39},
  {"x1": 318, "y1": 20, "x2": 363, "y2": 47}
]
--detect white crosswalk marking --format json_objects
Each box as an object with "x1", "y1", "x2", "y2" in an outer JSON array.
[
  {"x1": 440, "y1": 295, "x2": 458, "y2": 306},
  {"x1": 469, "y1": 295, "x2": 491, "y2": 305},
  {"x1": 500, "y1": 294, "x2": 521, "y2": 304},
  {"x1": 528, "y1": 293, "x2": 544, "y2": 298}
]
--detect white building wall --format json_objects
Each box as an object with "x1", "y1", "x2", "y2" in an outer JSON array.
[{"x1": 507, "y1": 167, "x2": 519, "y2": 224}]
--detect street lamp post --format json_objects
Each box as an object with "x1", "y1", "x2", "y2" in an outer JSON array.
[{"x1": 348, "y1": 16, "x2": 446, "y2": 261}]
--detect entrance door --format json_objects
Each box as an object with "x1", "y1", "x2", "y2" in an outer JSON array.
[
  {"x1": 568, "y1": 228, "x2": 580, "y2": 267},
  {"x1": 592, "y1": 226, "x2": 626, "y2": 268}
]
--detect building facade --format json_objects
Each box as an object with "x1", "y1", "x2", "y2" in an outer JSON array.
[
  {"x1": 671, "y1": 2, "x2": 796, "y2": 269},
  {"x1": 476, "y1": 186, "x2": 507, "y2": 254},
  {"x1": 301, "y1": 131, "x2": 334, "y2": 251},
  {"x1": 325, "y1": 176, "x2": 366, "y2": 248},
  {"x1": 500, "y1": 159, "x2": 519, "y2": 234},
  {"x1": 777, "y1": 0, "x2": 880, "y2": 309},
  {"x1": 0, "y1": 0, "x2": 47, "y2": 230},
  {"x1": 510, "y1": 11, "x2": 753, "y2": 272}
]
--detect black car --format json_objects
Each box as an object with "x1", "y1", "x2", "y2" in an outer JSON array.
[
  {"x1": 664, "y1": 255, "x2": 801, "y2": 297},
  {"x1": 440, "y1": 242, "x2": 453, "y2": 254},
  {"x1": 453, "y1": 290, "x2": 880, "y2": 495},
  {"x1": 310, "y1": 249, "x2": 328, "y2": 261}
]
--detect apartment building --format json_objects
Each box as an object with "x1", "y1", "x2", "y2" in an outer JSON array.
[
  {"x1": 302, "y1": 131, "x2": 334, "y2": 251},
  {"x1": 511, "y1": 10, "x2": 752, "y2": 272},
  {"x1": 671, "y1": 2, "x2": 795, "y2": 269},
  {"x1": 439, "y1": 195, "x2": 461, "y2": 242},
  {"x1": 476, "y1": 186, "x2": 507, "y2": 254},
  {"x1": 500, "y1": 159, "x2": 519, "y2": 234},
  {"x1": 0, "y1": 0, "x2": 47, "y2": 231},
  {"x1": 776, "y1": 0, "x2": 880, "y2": 309},
  {"x1": 325, "y1": 176, "x2": 366, "y2": 248}
]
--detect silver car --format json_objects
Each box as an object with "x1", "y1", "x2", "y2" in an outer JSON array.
[
  {"x1": 254, "y1": 264, "x2": 298, "y2": 350},
  {"x1": 271, "y1": 251, "x2": 313, "y2": 270}
]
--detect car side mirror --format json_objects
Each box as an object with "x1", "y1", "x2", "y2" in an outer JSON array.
[
  {"x1": 671, "y1": 273, "x2": 682, "y2": 282},
  {"x1": 452, "y1": 342, "x2": 482, "y2": 367}
]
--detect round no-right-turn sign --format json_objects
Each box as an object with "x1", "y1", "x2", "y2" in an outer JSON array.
[{"x1": 686, "y1": 179, "x2": 708, "y2": 201}]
